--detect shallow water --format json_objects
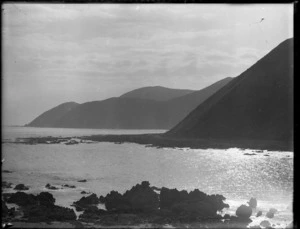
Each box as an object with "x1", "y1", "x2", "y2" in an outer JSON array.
[{"x1": 2, "y1": 127, "x2": 293, "y2": 228}]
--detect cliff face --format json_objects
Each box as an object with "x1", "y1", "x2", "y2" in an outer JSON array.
[{"x1": 167, "y1": 38, "x2": 293, "y2": 143}]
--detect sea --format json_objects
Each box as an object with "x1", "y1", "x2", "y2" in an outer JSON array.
[{"x1": 2, "y1": 126, "x2": 293, "y2": 228}]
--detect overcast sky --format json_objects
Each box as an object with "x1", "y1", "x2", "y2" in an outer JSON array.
[{"x1": 2, "y1": 4, "x2": 293, "y2": 125}]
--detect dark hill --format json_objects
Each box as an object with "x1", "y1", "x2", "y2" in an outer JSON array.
[
  {"x1": 27, "y1": 102, "x2": 79, "y2": 127},
  {"x1": 167, "y1": 38, "x2": 293, "y2": 144},
  {"x1": 26, "y1": 78, "x2": 232, "y2": 129},
  {"x1": 120, "y1": 86, "x2": 195, "y2": 101}
]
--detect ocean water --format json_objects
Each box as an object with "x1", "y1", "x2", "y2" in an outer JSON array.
[{"x1": 2, "y1": 127, "x2": 293, "y2": 228}]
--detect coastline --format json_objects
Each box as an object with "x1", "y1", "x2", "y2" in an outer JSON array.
[{"x1": 10, "y1": 133, "x2": 293, "y2": 152}]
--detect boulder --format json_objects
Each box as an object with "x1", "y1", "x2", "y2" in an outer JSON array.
[
  {"x1": 36, "y1": 192, "x2": 55, "y2": 206},
  {"x1": 256, "y1": 210, "x2": 262, "y2": 217},
  {"x1": 45, "y1": 183, "x2": 59, "y2": 190},
  {"x1": 260, "y1": 220, "x2": 271, "y2": 228},
  {"x1": 248, "y1": 198, "x2": 257, "y2": 208},
  {"x1": 236, "y1": 204, "x2": 252, "y2": 219},
  {"x1": 14, "y1": 184, "x2": 29, "y2": 191}
]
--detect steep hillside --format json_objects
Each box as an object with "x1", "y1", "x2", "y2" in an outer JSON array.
[{"x1": 167, "y1": 38, "x2": 293, "y2": 143}]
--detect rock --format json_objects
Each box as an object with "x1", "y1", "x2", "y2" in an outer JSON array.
[
  {"x1": 2, "y1": 181, "x2": 13, "y2": 189},
  {"x1": 7, "y1": 192, "x2": 37, "y2": 206},
  {"x1": 236, "y1": 204, "x2": 252, "y2": 219},
  {"x1": 62, "y1": 184, "x2": 76, "y2": 188},
  {"x1": 6, "y1": 191, "x2": 76, "y2": 222},
  {"x1": 244, "y1": 153, "x2": 256, "y2": 156},
  {"x1": 256, "y1": 210, "x2": 262, "y2": 217},
  {"x1": 103, "y1": 181, "x2": 159, "y2": 213},
  {"x1": 266, "y1": 211, "x2": 274, "y2": 218},
  {"x1": 266, "y1": 208, "x2": 277, "y2": 218},
  {"x1": 36, "y1": 192, "x2": 55, "y2": 206},
  {"x1": 3, "y1": 170, "x2": 13, "y2": 173},
  {"x1": 14, "y1": 184, "x2": 29, "y2": 191},
  {"x1": 73, "y1": 193, "x2": 99, "y2": 209},
  {"x1": 79, "y1": 206, "x2": 108, "y2": 220},
  {"x1": 269, "y1": 208, "x2": 277, "y2": 214},
  {"x1": 248, "y1": 198, "x2": 257, "y2": 208},
  {"x1": 78, "y1": 179, "x2": 87, "y2": 183},
  {"x1": 260, "y1": 220, "x2": 271, "y2": 228},
  {"x1": 81, "y1": 191, "x2": 88, "y2": 194},
  {"x1": 99, "y1": 195, "x2": 105, "y2": 203},
  {"x1": 45, "y1": 183, "x2": 59, "y2": 190},
  {"x1": 2, "y1": 200, "x2": 9, "y2": 217}
]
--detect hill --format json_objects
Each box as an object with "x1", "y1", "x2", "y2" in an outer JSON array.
[
  {"x1": 26, "y1": 78, "x2": 232, "y2": 129},
  {"x1": 120, "y1": 86, "x2": 195, "y2": 101},
  {"x1": 167, "y1": 38, "x2": 293, "y2": 144},
  {"x1": 27, "y1": 102, "x2": 79, "y2": 127}
]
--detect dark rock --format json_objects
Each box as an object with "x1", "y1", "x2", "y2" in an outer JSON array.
[
  {"x1": 45, "y1": 183, "x2": 59, "y2": 190},
  {"x1": 99, "y1": 195, "x2": 105, "y2": 203},
  {"x1": 3, "y1": 170, "x2": 13, "y2": 173},
  {"x1": 14, "y1": 184, "x2": 29, "y2": 191},
  {"x1": 256, "y1": 210, "x2": 262, "y2": 217},
  {"x1": 2, "y1": 200, "x2": 9, "y2": 217},
  {"x1": 73, "y1": 193, "x2": 99, "y2": 209},
  {"x1": 236, "y1": 204, "x2": 252, "y2": 219},
  {"x1": 244, "y1": 153, "x2": 256, "y2": 156},
  {"x1": 7, "y1": 192, "x2": 37, "y2": 206},
  {"x1": 248, "y1": 197, "x2": 257, "y2": 208},
  {"x1": 103, "y1": 181, "x2": 159, "y2": 213},
  {"x1": 62, "y1": 184, "x2": 76, "y2": 188},
  {"x1": 36, "y1": 192, "x2": 55, "y2": 206},
  {"x1": 81, "y1": 191, "x2": 88, "y2": 194},
  {"x1": 2, "y1": 181, "x2": 13, "y2": 189},
  {"x1": 260, "y1": 220, "x2": 271, "y2": 228},
  {"x1": 79, "y1": 206, "x2": 108, "y2": 220},
  {"x1": 23, "y1": 204, "x2": 76, "y2": 222},
  {"x1": 2, "y1": 193, "x2": 13, "y2": 201},
  {"x1": 78, "y1": 179, "x2": 87, "y2": 183}
]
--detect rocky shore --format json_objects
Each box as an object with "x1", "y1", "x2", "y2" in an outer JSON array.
[
  {"x1": 2, "y1": 181, "x2": 292, "y2": 228},
  {"x1": 9, "y1": 133, "x2": 293, "y2": 151}
]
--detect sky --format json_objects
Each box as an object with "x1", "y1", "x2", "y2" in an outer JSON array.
[{"x1": 2, "y1": 4, "x2": 293, "y2": 125}]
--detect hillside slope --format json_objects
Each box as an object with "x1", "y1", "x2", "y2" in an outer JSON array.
[{"x1": 167, "y1": 38, "x2": 293, "y2": 143}]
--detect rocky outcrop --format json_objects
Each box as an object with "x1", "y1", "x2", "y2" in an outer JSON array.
[
  {"x1": 72, "y1": 193, "x2": 99, "y2": 211},
  {"x1": 14, "y1": 184, "x2": 29, "y2": 190}
]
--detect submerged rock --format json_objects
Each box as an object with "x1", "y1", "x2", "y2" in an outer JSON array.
[
  {"x1": 14, "y1": 184, "x2": 29, "y2": 191},
  {"x1": 236, "y1": 205, "x2": 252, "y2": 219},
  {"x1": 78, "y1": 179, "x2": 87, "y2": 183},
  {"x1": 45, "y1": 183, "x2": 59, "y2": 190},
  {"x1": 62, "y1": 184, "x2": 76, "y2": 188},
  {"x1": 248, "y1": 198, "x2": 257, "y2": 208},
  {"x1": 256, "y1": 211, "x2": 262, "y2": 217}
]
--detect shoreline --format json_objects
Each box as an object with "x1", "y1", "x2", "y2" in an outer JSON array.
[{"x1": 9, "y1": 133, "x2": 293, "y2": 152}]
